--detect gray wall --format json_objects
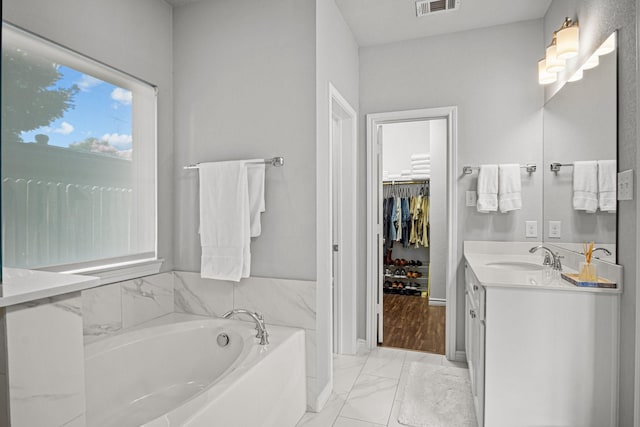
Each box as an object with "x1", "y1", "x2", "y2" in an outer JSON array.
[
  {"x1": 2, "y1": 0, "x2": 175, "y2": 272},
  {"x1": 359, "y1": 20, "x2": 545, "y2": 347},
  {"x1": 545, "y1": 0, "x2": 638, "y2": 424},
  {"x1": 172, "y1": 0, "x2": 317, "y2": 280},
  {"x1": 315, "y1": 0, "x2": 360, "y2": 404}
]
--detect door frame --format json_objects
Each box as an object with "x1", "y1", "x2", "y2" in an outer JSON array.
[
  {"x1": 329, "y1": 83, "x2": 358, "y2": 355},
  {"x1": 366, "y1": 106, "x2": 458, "y2": 360}
]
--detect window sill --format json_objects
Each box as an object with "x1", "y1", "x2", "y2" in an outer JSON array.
[{"x1": 69, "y1": 258, "x2": 165, "y2": 286}]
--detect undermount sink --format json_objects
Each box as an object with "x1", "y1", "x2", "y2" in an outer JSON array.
[{"x1": 484, "y1": 261, "x2": 545, "y2": 271}]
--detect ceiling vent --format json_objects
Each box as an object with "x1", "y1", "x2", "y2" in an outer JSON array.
[{"x1": 415, "y1": 0, "x2": 460, "y2": 17}]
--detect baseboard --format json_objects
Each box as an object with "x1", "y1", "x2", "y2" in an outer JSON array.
[
  {"x1": 310, "y1": 379, "x2": 332, "y2": 413},
  {"x1": 429, "y1": 297, "x2": 446, "y2": 306},
  {"x1": 455, "y1": 350, "x2": 467, "y2": 362}
]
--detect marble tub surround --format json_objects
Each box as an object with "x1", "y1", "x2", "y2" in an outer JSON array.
[
  {"x1": 173, "y1": 271, "x2": 318, "y2": 407},
  {"x1": 0, "y1": 267, "x2": 99, "y2": 307},
  {"x1": 464, "y1": 240, "x2": 622, "y2": 291},
  {"x1": 82, "y1": 272, "x2": 174, "y2": 341},
  {"x1": 4, "y1": 293, "x2": 86, "y2": 427}
]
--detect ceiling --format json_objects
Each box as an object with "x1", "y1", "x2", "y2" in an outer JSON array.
[{"x1": 334, "y1": 0, "x2": 552, "y2": 47}]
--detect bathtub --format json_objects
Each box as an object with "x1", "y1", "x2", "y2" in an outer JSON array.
[{"x1": 84, "y1": 313, "x2": 306, "y2": 427}]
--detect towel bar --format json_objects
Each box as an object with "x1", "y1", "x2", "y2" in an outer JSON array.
[
  {"x1": 462, "y1": 164, "x2": 537, "y2": 175},
  {"x1": 184, "y1": 157, "x2": 285, "y2": 170}
]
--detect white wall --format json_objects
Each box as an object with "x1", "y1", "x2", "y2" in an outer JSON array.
[
  {"x1": 429, "y1": 119, "x2": 447, "y2": 300},
  {"x1": 382, "y1": 121, "x2": 430, "y2": 176},
  {"x1": 2, "y1": 0, "x2": 175, "y2": 271},
  {"x1": 544, "y1": 0, "x2": 637, "y2": 424},
  {"x1": 316, "y1": 0, "x2": 359, "y2": 407},
  {"x1": 359, "y1": 20, "x2": 544, "y2": 349},
  {"x1": 172, "y1": 0, "x2": 317, "y2": 280}
]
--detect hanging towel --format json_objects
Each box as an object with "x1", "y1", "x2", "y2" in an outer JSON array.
[
  {"x1": 498, "y1": 163, "x2": 522, "y2": 213},
  {"x1": 598, "y1": 160, "x2": 617, "y2": 212},
  {"x1": 411, "y1": 153, "x2": 430, "y2": 161},
  {"x1": 247, "y1": 163, "x2": 266, "y2": 237},
  {"x1": 477, "y1": 165, "x2": 498, "y2": 213},
  {"x1": 199, "y1": 161, "x2": 252, "y2": 281},
  {"x1": 573, "y1": 161, "x2": 598, "y2": 213}
]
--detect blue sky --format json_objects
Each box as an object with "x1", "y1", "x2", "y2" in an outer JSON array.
[{"x1": 20, "y1": 65, "x2": 133, "y2": 154}]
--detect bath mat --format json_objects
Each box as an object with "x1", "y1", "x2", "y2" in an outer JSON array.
[{"x1": 397, "y1": 362, "x2": 477, "y2": 427}]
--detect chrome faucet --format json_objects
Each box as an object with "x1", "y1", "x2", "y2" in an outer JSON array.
[
  {"x1": 222, "y1": 309, "x2": 269, "y2": 345},
  {"x1": 529, "y1": 245, "x2": 563, "y2": 271}
]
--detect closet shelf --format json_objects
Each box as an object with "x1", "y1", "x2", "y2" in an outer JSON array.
[
  {"x1": 384, "y1": 275, "x2": 428, "y2": 280},
  {"x1": 384, "y1": 264, "x2": 429, "y2": 269}
]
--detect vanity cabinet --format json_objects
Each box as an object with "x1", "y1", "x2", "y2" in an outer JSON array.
[
  {"x1": 464, "y1": 262, "x2": 619, "y2": 427},
  {"x1": 464, "y1": 265, "x2": 485, "y2": 427}
]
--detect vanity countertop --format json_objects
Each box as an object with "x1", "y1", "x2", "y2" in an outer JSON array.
[
  {"x1": 464, "y1": 241, "x2": 622, "y2": 294},
  {"x1": 0, "y1": 268, "x2": 99, "y2": 307}
]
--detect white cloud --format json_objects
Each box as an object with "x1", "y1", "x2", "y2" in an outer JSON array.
[
  {"x1": 53, "y1": 122, "x2": 74, "y2": 135},
  {"x1": 77, "y1": 74, "x2": 103, "y2": 91},
  {"x1": 111, "y1": 87, "x2": 132, "y2": 105},
  {"x1": 101, "y1": 133, "x2": 132, "y2": 149}
]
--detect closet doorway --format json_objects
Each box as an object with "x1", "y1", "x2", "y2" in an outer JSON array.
[{"x1": 366, "y1": 107, "x2": 458, "y2": 360}]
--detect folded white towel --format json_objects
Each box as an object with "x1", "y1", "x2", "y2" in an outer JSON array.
[
  {"x1": 411, "y1": 174, "x2": 431, "y2": 180},
  {"x1": 387, "y1": 174, "x2": 401, "y2": 179},
  {"x1": 199, "y1": 161, "x2": 252, "y2": 281},
  {"x1": 477, "y1": 165, "x2": 498, "y2": 213},
  {"x1": 411, "y1": 153, "x2": 431, "y2": 161},
  {"x1": 411, "y1": 166, "x2": 431, "y2": 172},
  {"x1": 401, "y1": 169, "x2": 411, "y2": 176},
  {"x1": 498, "y1": 164, "x2": 522, "y2": 213},
  {"x1": 411, "y1": 159, "x2": 431, "y2": 166},
  {"x1": 247, "y1": 163, "x2": 266, "y2": 237},
  {"x1": 598, "y1": 160, "x2": 617, "y2": 212},
  {"x1": 573, "y1": 161, "x2": 598, "y2": 213}
]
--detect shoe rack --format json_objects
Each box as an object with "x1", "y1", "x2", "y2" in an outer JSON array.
[{"x1": 383, "y1": 248, "x2": 429, "y2": 297}]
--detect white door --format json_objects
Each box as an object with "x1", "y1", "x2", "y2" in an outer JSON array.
[
  {"x1": 331, "y1": 115, "x2": 342, "y2": 352},
  {"x1": 376, "y1": 124, "x2": 384, "y2": 343}
]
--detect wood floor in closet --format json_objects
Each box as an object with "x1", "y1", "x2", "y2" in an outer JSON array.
[{"x1": 382, "y1": 294, "x2": 446, "y2": 355}]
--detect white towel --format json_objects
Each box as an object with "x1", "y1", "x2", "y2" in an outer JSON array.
[
  {"x1": 401, "y1": 169, "x2": 411, "y2": 176},
  {"x1": 477, "y1": 165, "x2": 498, "y2": 213},
  {"x1": 411, "y1": 159, "x2": 431, "y2": 166},
  {"x1": 411, "y1": 153, "x2": 431, "y2": 161},
  {"x1": 247, "y1": 163, "x2": 266, "y2": 237},
  {"x1": 411, "y1": 167, "x2": 431, "y2": 172},
  {"x1": 598, "y1": 160, "x2": 617, "y2": 212},
  {"x1": 498, "y1": 164, "x2": 522, "y2": 212},
  {"x1": 199, "y1": 161, "x2": 253, "y2": 282},
  {"x1": 411, "y1": 174, "x2": 430, "y2": 179},
  {"x1": 573, "y1": 161, "x2": 598, "y2": 213},
  {"x1": 387, "y1": 174, "x2": 401, "y2": 179}
]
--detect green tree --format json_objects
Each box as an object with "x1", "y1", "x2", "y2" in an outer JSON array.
[{"x1": 1, "y1": 45, "x2": 79, "y2": 143}]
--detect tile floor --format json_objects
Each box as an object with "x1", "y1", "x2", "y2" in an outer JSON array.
[{"x1": 296, "y1": 347, "x2": 469, "y2": 427}]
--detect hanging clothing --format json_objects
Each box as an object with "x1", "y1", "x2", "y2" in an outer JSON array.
[
  {"x1": 401, "y1": 197, "x2": 410, "y2": 248},
  {"x1": 395, "y1": 196, "x2": 402, "y2": 242}
]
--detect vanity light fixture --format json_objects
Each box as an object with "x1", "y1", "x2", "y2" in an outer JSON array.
[
  {"x1": 538, "y1": 59, "x2": 557, "y2": 85},
  {"x1": 556, "y1": 18, "x2": 579, "y2": 59},
  {"x1": 545, "y1": 34, "x2": 565, "y2": 73}
]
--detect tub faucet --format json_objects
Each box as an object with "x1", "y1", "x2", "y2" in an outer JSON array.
[
  {"x1": 529, "y1": 245, "x2": 563, "y2": 271},
  {"x1": 222, "y1": 309, "x2": 269, "y2": 345}
]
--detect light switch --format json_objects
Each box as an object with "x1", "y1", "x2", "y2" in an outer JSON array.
[
  {"x1": 525, "y1": 221, "x2": 538, "y2": 238},
  {"x1": 548, "y1": 221, "x2": 561, "y2": 238},
  {"x1": 466, "y1": 190, "x2": 477, "y2": 207},
  {"x1": 618, "y1": 169, "x2": 633, "y2": 201}
]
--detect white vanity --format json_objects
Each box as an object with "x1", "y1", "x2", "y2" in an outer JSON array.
[{"x1": 464, "y1": 241, "x2": 621, "y2": 427}]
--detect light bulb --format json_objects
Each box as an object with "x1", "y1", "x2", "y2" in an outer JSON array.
[
  {"x1": 538, "y1": 59, "x2": 557, "y2": 85},
  {"x1": 546, "y1": 42, "x2": 565, "y2": 73}
]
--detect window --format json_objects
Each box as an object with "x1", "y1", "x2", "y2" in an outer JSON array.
[{"x1": 1, "y1": 22, "x2": 157, "y2": 271}]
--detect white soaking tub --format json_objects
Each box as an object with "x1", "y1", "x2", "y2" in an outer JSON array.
[{"x1": 84, "y1": 313, "x2": 306, "y2": 427}]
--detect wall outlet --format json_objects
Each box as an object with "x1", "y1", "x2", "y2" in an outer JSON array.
[
  {"x1": 466, "y1": 190, "x2": 477, "y2": 207},
  {"x1": 618, "y1": 169, "x2": 633, "y2": 201},
  {"x1": 525, "y1": 221, "x2": 538, "y2": 238},
  {"x1": 548, "y1": 221, "x2": 561, "y2": 238}
]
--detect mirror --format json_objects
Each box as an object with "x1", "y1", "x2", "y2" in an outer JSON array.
[{"x1": 543, "y1": 33, "x2": 617, "y2": 262}]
